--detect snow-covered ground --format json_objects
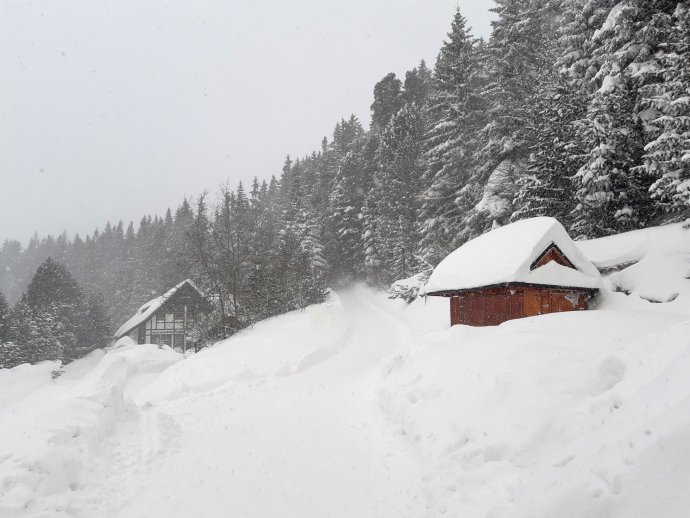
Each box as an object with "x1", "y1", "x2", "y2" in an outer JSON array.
[{"x1": 1, "y1": 222, "x2": 689, "y2": 517}]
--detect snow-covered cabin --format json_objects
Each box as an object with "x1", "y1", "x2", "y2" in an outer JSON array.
[
  {"x1": 114, "y1": 279, "x2": 210, "y2": 351},
  {"x1": 424, "y1": 217, "x2": 601, "y2": 326}
]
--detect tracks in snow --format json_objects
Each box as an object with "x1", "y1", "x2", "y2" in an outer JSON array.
[{"x1": 84, "y1": 287, "x2": 432, "y2": 518}]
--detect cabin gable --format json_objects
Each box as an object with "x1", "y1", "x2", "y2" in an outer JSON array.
[{"x1": 530, "y1": 243, "x2": 576, "y2": 271}]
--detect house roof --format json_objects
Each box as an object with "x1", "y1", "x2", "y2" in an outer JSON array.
[
  {"x1": 424, "y1": 217, "x2": 601, "y2": 295},
  {"x1": 114, "y1": 279, "x2": 205, "y2": 339}
]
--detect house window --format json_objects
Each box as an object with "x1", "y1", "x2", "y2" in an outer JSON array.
[{"x1": 156, "y1": 314, "x2": 166, "y2": 329}]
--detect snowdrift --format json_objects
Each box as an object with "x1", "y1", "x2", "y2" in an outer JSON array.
[
  {"x1": 138, "y1": 293, "x2": 347, "y2": 404},
  {"x1": 0, "y1": 345, "x2": 180, "y2": 517},
  {"x1": 578, "y1": 220, "x2": 690, "y2": 305},
  {"x1": 0, "y1": 222, "x2": 688, "y2": 517}
]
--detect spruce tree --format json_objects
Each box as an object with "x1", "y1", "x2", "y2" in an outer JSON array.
[
  {"x1": 9, "y1": 296, "x2": 63, "y2": 364},
  {"x1": 24, "y1": 258, "x2": 87, "y2": 361},
  {"x1": 401, "y1": 60, "x2": 432, "y2": 106},
  {"x1": 572, "y1": 75, "x2": 648, "y2": 237},
  {"x1": 370, "y1": 73, "x2": 403, "y2": 131},
  {"x1": 418, "y1": 9, "x2": 487, "y2": 264},
  {"x1": 364, "y1": 103, "x2": 426, "y2": 284},
  {"x1": 511, "y1": 73, "x2": 587, "y2": 225},
  {"x1": 639, "y1": 2, "x2": 690, "y2": 217},
  {"x1": 79, "y1": 292, "x2": 112, "y2": 355},
  {"x1": 0, "y1": 291, "x2": 9, "y2": 343},
  {"x1": 325, "y1": 133, "x2": 377, "y2": 283}
]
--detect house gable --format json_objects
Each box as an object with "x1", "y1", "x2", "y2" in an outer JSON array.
[
  {"x1": 530, "y1": 243, "x2": 576, "y2": 271},
  {"x1": 114, "y1": 279, "x2": 208, "y2": 340}
]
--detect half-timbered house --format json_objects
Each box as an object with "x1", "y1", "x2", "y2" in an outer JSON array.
[{"x1": 114, "y1": 279, "x2": 210, "y2": 351}]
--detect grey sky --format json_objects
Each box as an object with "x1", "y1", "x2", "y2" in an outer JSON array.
[{"x1": 0, "y1": 0, "x2": 494, "y2": 243}]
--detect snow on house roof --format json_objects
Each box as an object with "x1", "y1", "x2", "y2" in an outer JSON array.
[
  {"x1": 114, "y1": 279, "x2": 205, "y2": 339},
  {"x1": 424, "y1": 217, "x2": 601, "y2": 294}
]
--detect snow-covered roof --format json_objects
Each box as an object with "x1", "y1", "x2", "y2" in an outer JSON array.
[
  {"x1": 114, "y1": 279, "x2": 205, "y2": 338},
  {"x1": 424, "y1": 217, "x2": 601, "y2": 294}
]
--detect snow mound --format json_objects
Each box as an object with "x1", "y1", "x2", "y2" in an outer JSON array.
[
  {"x1": 0, "y1": 345, "x2": 180, "y2": 516},
  {"x1": 425, "y1": 216, "x2": 601, "y2": 293},
  {"x1": 577, "y1": 219, "x2": 690, "y2": 270},
  {"x1": 609, "y1": 251, "x2": 689, "y2": 303},
  {"x1": 139, "y1": 292, "x2": 347, "y2": 404},
  {"x1": 380, "y1": 297, "x2": 690, "y2": 517},
  {"x1": 0, "y1": 360, "x2": 61, "y2": 412},
  {"x1": 389, "y1": 271, "x2": 429, "y2": 302},
  {"x1": 577, "y1": 220, "x2": 690, "y2": 305}
]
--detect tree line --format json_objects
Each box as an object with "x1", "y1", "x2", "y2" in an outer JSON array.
[
  {"x1": 1, "y1": 0, "x2": 688, "y2": 367},
  {"x1": 0, "y1": 259, "x2": 110, "y2": 368}
]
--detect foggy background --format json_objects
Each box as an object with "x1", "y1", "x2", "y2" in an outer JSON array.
[{"x1": 0, "y1": 0, "x2": 494, "y2": 243}]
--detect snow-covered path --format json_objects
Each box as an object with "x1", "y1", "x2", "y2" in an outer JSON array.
[{"x1": 110, "y1": 287, "x2": 428, "y2": 518}]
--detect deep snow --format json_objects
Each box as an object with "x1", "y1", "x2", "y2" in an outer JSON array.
[{"x1": 1, "y1": 222, "x2": 689, "y2": 518}]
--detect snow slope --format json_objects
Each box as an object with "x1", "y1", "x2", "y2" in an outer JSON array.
[{"x1": 0, "y1": 222, "x2": 688, "y2": 517}]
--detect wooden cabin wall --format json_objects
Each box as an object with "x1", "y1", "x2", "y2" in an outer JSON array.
[{"x1": 450, "y1": 285, "x2": 592, "y2": 327}]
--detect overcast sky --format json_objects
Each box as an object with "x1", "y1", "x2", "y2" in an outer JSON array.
[{"x1": 0, "y1": 0, "x2": 494, "y2": 243}]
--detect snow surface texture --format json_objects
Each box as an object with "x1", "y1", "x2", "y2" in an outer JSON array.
[
  {"x1": 424, "y1": 216, "x2": 601, "y2": 293},
  {"x1": 390, "y1": 271, "x2": 430, "y2": 302},
  {"x1": 1, "y1": 222, "x2": 689, "y2": 517},
  {"x1": 577, "y1": 219, "x2": 690, "y2": 269}
]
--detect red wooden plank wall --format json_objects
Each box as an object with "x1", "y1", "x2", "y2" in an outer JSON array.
[{"x1": 450, "y1": 286, "x2": 592, "y2": 327}]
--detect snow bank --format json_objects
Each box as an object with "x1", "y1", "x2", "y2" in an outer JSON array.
[
  {"x1": 425, "y1": 217, "x2": 601, "y2": 293},
  {"x1": 577, "y1": 220, "x2": 690, "y2": 305},
  {"x1": 139, "y1": 292, "x2": 347, "y2": 404},
  {"x1": 0, "y1": 345, "x2": 180, "y2": 516},
  {"x1": 0, "y1": 360, "x2": 61, "y2": 412},
  {"x1": 511, "y1": 319, "x2": 690, "y2": 518},
  {"x1": 608, "y1": 251, "x2": 689, "y2": 303},
  {"x1": 380, "y1": 301, "x2": 690, "y2": 517},
  {"x1": 577, "y1": 219, "x2": 690, "y2": 269}
]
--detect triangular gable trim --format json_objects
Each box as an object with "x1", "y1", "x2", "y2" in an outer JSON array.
[{"x1": 530, "y1": 242, "x2": 576, "y2": 271}]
